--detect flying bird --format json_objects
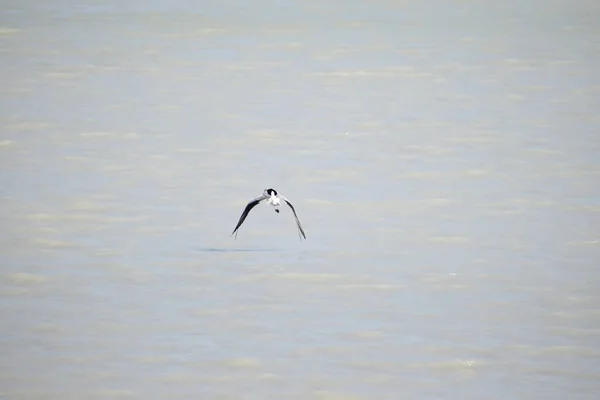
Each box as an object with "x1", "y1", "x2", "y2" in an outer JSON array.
[{"x1": 231, "y1": 188, "x2": 306, "y2": 239}]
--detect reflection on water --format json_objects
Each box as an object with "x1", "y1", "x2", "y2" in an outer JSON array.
[{"x1": 1, "y1": 0, "x2": 600, "y2": 398}]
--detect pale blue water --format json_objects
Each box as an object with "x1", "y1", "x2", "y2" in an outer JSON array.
[{"x1": 1, "y1": 0, "x2": 599, "y2": 398}]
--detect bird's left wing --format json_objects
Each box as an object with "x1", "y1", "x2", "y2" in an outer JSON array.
[{"x1": 280, "y1": 195, "x2": 307, "y2": 240}]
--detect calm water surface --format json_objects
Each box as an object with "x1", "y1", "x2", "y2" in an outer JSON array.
[{"x1": 1, "y1": 0, "x2": 599, "y2": 399}]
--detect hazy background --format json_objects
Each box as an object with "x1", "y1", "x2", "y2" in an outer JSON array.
[{"x1": 1, "y1": 0, "x2": 599, "y2": 398}]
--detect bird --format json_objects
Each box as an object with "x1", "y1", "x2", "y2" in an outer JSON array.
[{"x1": 231, "y1": 188, "x2": 306, "y2": 239}]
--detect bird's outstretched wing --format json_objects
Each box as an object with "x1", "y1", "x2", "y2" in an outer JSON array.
[
  {"x1": 280, "y1": 195, "x2": 306, "y2": 240},
  {"x1": 231, "y1": 194, "x2": 267, "y2": 238}
]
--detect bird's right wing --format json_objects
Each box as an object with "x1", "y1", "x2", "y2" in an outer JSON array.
[{"x1": 231, "y1": 194, "x2": 267, "y2": 238}]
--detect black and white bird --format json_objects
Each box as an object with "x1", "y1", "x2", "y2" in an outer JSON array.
[{"x1": 231, "y1": 188, "x2": 306, "y2": 239}]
